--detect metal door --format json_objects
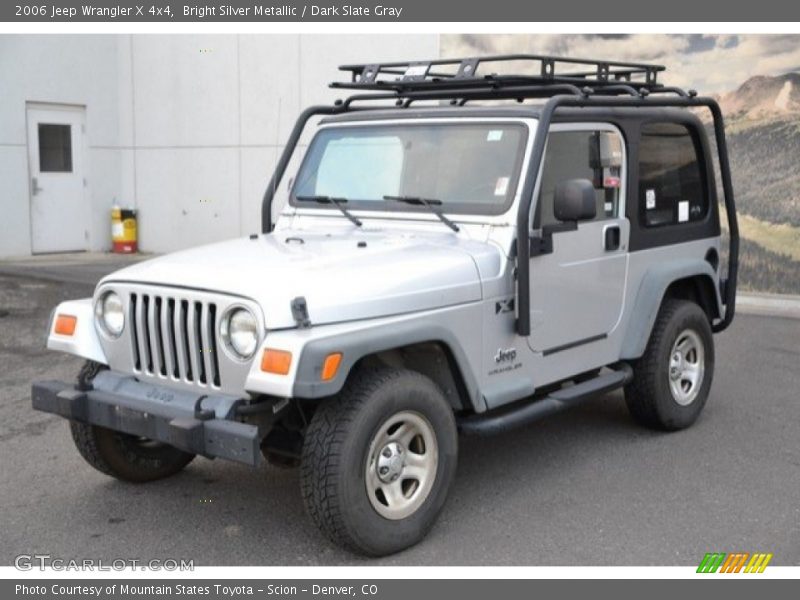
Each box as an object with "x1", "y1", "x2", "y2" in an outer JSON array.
[
  {"x1": 27, "y1": 104, "x2": 88, "y2": 253},
  {"x1": 527, "y1": 124, "x2": 629, "y2": 354}
]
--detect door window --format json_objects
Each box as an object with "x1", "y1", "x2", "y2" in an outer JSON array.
[
  {"x1": 535, "y1": 129, "x2": 624, "y2": 228},
  {"x1": 38, "y1": 123, "x2": 73, "y2": 172}
]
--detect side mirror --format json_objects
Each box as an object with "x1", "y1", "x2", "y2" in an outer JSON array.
[{"x1": 554, "y1": 178, "x2": 597, "y2": 222}]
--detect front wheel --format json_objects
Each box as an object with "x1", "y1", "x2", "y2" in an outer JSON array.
[
  {"x1": 70, "y1": 422, "x2": 196, "y2": 483},
  {"x1": 300, "y1": 368, "x2": 458, "y2": 556},
  {"x1": 70, "y1": 360, "x2": 195, "y2": 483},
  {"x1": 625, "y1": 300, "x2": 715, "y2": 431}
]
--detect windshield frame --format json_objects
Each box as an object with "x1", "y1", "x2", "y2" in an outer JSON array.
[{"x1": 287, "y1": 119, "x2": 530, "y2": 218}]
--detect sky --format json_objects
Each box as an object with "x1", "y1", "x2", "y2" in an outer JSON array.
[{"x1": 441, "y1": 35, "x2": 800, "y2": 94}]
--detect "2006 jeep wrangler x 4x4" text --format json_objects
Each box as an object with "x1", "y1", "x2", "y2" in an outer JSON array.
[{"x1": 33, "y1": 55, "x2": 739, "y2": 556}]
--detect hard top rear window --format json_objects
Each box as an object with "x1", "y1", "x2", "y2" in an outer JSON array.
[{"x1": 639, "y1": 122, "x2": 708, "y2": 227}]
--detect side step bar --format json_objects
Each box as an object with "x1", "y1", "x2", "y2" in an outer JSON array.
[{"x1": 458, "y1": 363, "x2": 633, "y2": 436}]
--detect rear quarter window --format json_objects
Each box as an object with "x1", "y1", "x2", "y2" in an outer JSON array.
[{"x1": 638, "y1": 123, "x2": 708, "y2": 227}]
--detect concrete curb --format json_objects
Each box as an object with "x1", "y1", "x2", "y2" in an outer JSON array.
[{"x1": 736, "y1": 293, "x2": 800, "y2": 320}]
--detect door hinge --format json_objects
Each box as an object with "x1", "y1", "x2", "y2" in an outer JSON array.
[{"x1": 529, "y1": 235, "x2": 553, "y2": 257}]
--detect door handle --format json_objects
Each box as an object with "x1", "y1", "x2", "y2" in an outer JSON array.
[
  {"x1": 604, "y1": 225, "x2": 621, "y2": 251},
  {"x1": 31, "y1": 177, "x2": 43, "y2": 195}
]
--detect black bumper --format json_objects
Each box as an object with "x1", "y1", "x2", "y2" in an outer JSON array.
[{"x1": 32, "y1": 372, "x2": 262, "y2": 466}]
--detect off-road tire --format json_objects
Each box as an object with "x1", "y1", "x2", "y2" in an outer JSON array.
[
  {"x1": 70, "y1": 360, "x2": 195, "y2": 483},
  {"x1": 625, "y1": 300, "x2": 715, "y2": 431},
  {"x1": 300, "y1": 368, "x2": 458, "y2": 556}
]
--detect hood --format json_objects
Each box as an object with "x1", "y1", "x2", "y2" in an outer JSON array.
[{"x1": 101, "y1": 228, "x2": 496, "y2": 329}]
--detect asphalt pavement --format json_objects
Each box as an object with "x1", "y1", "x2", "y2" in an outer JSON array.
[{"x1": 0, "y1": 261, "x2": 798, "y2": 566}]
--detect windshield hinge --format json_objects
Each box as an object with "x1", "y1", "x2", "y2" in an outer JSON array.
[{"x1": 291, "y1": 297, "x2": 311, "y2": 329}]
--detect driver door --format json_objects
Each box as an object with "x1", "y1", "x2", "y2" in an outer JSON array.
[{"x1": 526, "y1": 124, "x2": 629, "y2": 358}]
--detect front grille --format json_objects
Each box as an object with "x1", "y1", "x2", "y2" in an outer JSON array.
[{"x1": 129, "y1": 293, "x2": 221, "y2": 388}]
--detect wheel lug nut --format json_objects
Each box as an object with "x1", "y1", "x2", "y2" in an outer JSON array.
[
  {"x1": 379, "y1": 466, "x2": 389, "y2": 475},
  {"x1": 382, "y1": 448, "x2": 392, "y2": 458}
]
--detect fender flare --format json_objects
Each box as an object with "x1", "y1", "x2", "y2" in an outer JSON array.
[
  {"x1": 291, "y1": 319, "x2": 485, "y2": 411},
  {"x1": 620, "y1": 260, "x2": 722, "y2": 360}
]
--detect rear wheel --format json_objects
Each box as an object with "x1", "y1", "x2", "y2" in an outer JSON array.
[
  {"x1": 625, "y1": 300, "x2": 715, "y2": 431},
  {"x1": 70, "y1": 361, "x2": 195, "y2": 483},
  {"x1": 300, "y1": 368, "x2": 458, "y2": 556}
]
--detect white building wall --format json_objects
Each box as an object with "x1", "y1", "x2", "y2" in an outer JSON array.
[
  {"x1": 0, "y1": 34, "x2": 439, "y2": 257},
  {"x1": 0, "y1": 35, "x2": 132, "y2": 257}
]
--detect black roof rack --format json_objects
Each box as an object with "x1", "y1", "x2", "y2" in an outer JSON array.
[{"x1": 332, "y1": 54, "x2": 666, "y2": 94}]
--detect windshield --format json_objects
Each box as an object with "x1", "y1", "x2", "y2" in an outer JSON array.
[{"x1": 290, "y1": 122, "x2": 528, "y2": 216}]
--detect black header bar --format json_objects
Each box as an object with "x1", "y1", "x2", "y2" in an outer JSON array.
[{"x1": 3, "y1": 0, "x2": 800, "y2": 22}]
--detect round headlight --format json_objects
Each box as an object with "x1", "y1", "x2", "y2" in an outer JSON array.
[
  {"x1": 96, "y1": 291, "x2": 124, "y2": 338},
  {"x1": 221, "y1": 307, "x2": 259, "y2": 359}
]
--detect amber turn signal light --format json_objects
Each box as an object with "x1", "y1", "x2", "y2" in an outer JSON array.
[
  {"x1": 261, "y1": 348, "x2": 292, "y2": 375},
  {"x1": 321, "y1": 352, "x2": 343, "y2": 381},
  {"x1": 54, "y1": 314, "x2": 77, "y2": 336}
]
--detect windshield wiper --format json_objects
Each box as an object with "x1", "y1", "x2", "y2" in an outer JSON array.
[
  {"x1": 295, "y1": 195, "x2": 362, "y2": 227},
  {"x1": 383, "y1": 195, "x2": 460, "y2": 232}
]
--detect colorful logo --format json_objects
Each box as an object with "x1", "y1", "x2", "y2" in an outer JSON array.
[{"x1": 697, "y1": 552, "x2": 773, "y2": 573}]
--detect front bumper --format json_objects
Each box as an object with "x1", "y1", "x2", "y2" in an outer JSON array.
[{"x1": 31, "y1": 371, "x2": 262, "y2": 466}]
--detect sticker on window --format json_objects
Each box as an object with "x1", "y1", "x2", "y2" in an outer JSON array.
[
  {"x1": 645, "y1": 189, "x2": 656, "y2": 210},
  {"x1": 678, "y1": 201, "x2": 690, "y2": 223},
  {"x1": 487, "y1": 130, "x2": 504, "y2": 142},
  {"x1": 494, "y1": 176, "x2": 510, "y2": 196}
]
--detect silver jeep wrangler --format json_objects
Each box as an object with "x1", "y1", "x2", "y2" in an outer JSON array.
[{"x1": 33, "y1": 55, "x2": 739, "y2": 556}]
